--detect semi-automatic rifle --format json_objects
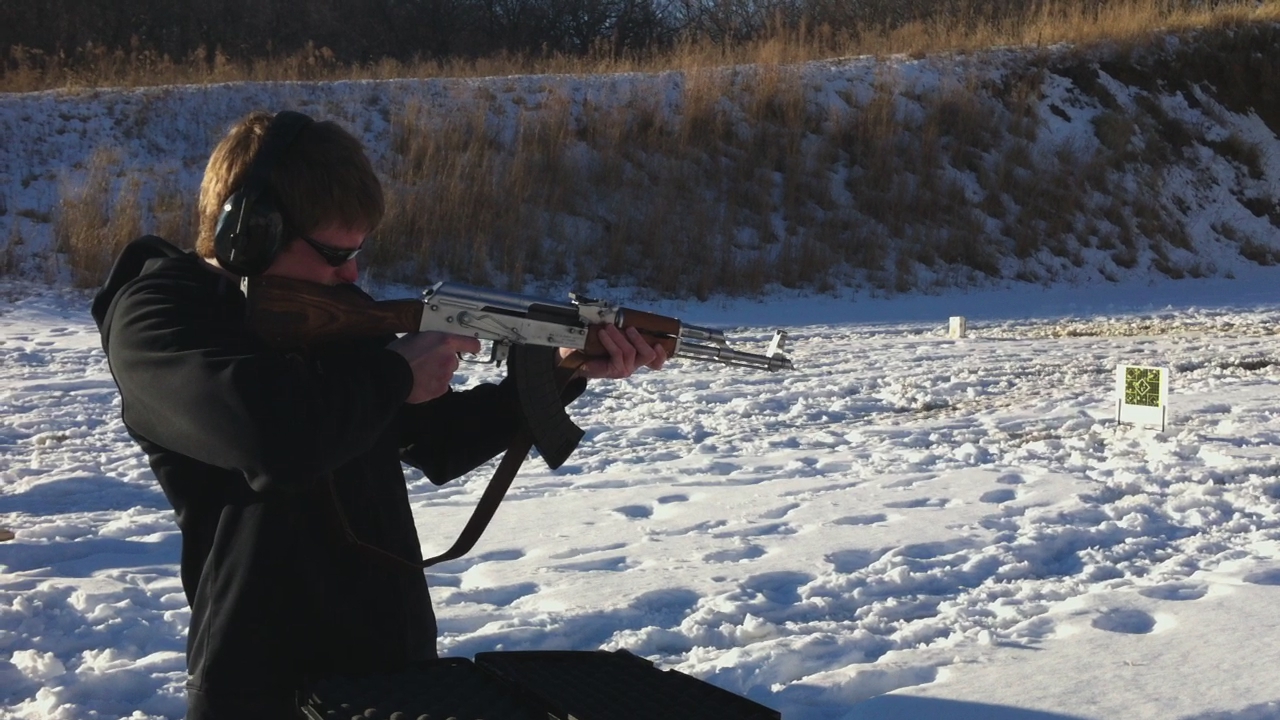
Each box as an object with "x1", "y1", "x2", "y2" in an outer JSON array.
[
  {"x1": 243, "y1": 275, "x2": 795, "y2": 568},
  {"x1": 245, "y1": 275, "x2": 793, "y2": 469}
]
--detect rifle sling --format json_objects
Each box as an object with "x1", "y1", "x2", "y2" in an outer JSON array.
[
  {"x1": 328, "y1": 356, "x2": 586, "y2": 573},
  {"x1": 328, "y1": 429, "x2": 536, "y2": 572}
]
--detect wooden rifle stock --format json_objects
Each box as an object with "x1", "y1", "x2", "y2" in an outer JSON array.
[{"x1": 244, "y1": 275, "x2": 423, "y2": 348}]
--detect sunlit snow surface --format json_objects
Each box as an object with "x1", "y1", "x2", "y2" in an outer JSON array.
[{"x1": 3, "y1": 275, "x2": 1280, "y2": 719}]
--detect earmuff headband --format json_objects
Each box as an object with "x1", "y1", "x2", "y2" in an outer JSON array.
[{"x1": 214, "y1": 111, "x2": 315, "y2": 276}]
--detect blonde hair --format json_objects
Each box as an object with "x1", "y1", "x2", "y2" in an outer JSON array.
[{"x1": 195, "y1": 111, "x2": 384, "y2": 258}]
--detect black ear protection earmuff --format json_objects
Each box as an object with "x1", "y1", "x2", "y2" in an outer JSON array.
[{"x1": 213, "y1": 111, "x2": 315, "y2": 276}]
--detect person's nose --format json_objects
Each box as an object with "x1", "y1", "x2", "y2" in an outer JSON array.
[{"x1": 335, "y1": 258, "x2": 359, "y2": 284}]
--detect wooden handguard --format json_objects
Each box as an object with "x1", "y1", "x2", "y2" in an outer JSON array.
[
  {"x1": 584, "y1": 308, "x2": 680, "y2": 358},
  {"x1": 244, "y1": 275, "x2": 424, "y2": 348}
]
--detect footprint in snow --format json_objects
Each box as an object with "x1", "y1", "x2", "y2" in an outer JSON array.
[
  {"x1": 1091, "y1": 608, "x2": 1156, "y2": 634},
  {"x1": 825, "y1": 548, "x2": 881, "y2": 573},
  {"x1": 1243, "y1": 568, "x2": 1280, "y2": 586},
  {"x1": 548, "y1": 543, "x2": 627, "y2": 560},
  {"x1": 884, "y1": 497, "x2": 947, "y2": 509},
  {"x1": 628, "y1": 588, "x2": 702, "y2": 617},
  {"x1": 449, "y1": 582, "x2": 540, "y2": 606},
  {"x1": 711, "y1": 522, "x2": 796, "y2": 539},
  {"x1": 997, "y1": 473, "x2": 1025, "y2": 485},
  {"x1": 477, "y1": 549, "x2": 525, "y2": 563},
  {"x1": 898, "y1": 540, "x2": 976, "y2": 560},
  {"x1": 703, "y1": 545, "x2": 766, "y2": 563},
  {"x1": 656, "y1": 494, "x2": 688, "y2": 504},
  {"x1": 980, "y1": 488, "x2": 1017, "y2": 504},
  {"x1": 739, "y1": 570, "x2": 815, "y2": 605},
  {"x1": 555, "y1": 556, "x2": 631, "y2": 572},
  {"x1": 1139, "y1": 583, "x2": 1208, "y2": 601},
  {"x1": 759, "y1": 502, "x2": 800, "y2": 520},
  {"x1": 613, "y1": 504, "x2": 653, "y2": 519},
  {"x1": 833, "y1": 513, "x2": 888, "y2": 526}
]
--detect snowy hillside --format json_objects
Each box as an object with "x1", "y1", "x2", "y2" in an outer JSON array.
[{"x1": 1, "y1": 24, "x2": 1278, "y2": 294}]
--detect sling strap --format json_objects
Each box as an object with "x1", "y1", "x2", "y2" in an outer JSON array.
[
  {"x1": 328, "y1": 429, "x2": 535, "y2": 571},
  {"x1": 329, "y1": 356, "x2": 587, "y2": 572}
]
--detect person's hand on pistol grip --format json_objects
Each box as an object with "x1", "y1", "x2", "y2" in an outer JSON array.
[{"x1": 388, "y1": 332, "x2": 482, "y2": 403}]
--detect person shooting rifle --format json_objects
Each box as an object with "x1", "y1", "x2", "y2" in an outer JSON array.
[
  {"x1": 91, "y1": 110, "x2": 790, "y2": 720},
  {"x1": 244, "y1": 274, "x2": 793, "y2": 468}
]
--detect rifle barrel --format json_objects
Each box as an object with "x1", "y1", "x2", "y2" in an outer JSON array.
[{"x1": 677, "y1": 340, "x2": 794, "y2": 371}]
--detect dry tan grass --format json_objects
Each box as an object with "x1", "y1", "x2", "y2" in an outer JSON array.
[
  {"x1": 368, "y1": 93, "x2": 583, "y2": 290},
  {"x1": 5, "y1": 1, "x2": 1277, "y2": 93},
  {"x1": 52, "y1": 150, "x2": 189, "y2": 287},
  {"x1": 371, "y1": 12, "x2": 1270, "y2": 295},
  {"x1": 150, "y1": 179, "x2": 196, "y2": 246},
  {"x1": 0, "y1": 223, "x2": 23, "y2": 277},
  {"x1": 54, "y1": 148, "x2": 125, "y2": 287}
]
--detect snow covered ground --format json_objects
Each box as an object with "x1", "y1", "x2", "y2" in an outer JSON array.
[{"x1": 4, "y1": 270, "x2": 1280, "y2": 719}]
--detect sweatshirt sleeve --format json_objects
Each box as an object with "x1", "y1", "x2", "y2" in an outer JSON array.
[
  {"x1": 397, "y1": 377, "x2": 522, "y2": 485},
  {"x1": 105, "y1": 271, "x2": 414, "y2": 495},
  {"x1": 398, "y1": 371, "x2": 590, "y2": 485}
]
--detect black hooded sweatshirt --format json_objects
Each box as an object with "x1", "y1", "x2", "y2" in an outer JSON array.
[{"x1": 92, "y1": 237, "x2": 523, "y2": 718}]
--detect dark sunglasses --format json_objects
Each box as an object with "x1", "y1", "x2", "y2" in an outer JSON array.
[{"x1": 298, "y1": 234, "x2": 365, "y2": 267}]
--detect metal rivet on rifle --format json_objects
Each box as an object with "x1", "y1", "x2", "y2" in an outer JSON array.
[{"x1": 446, "y1": 317, "x2": 454, "y2": 323}]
